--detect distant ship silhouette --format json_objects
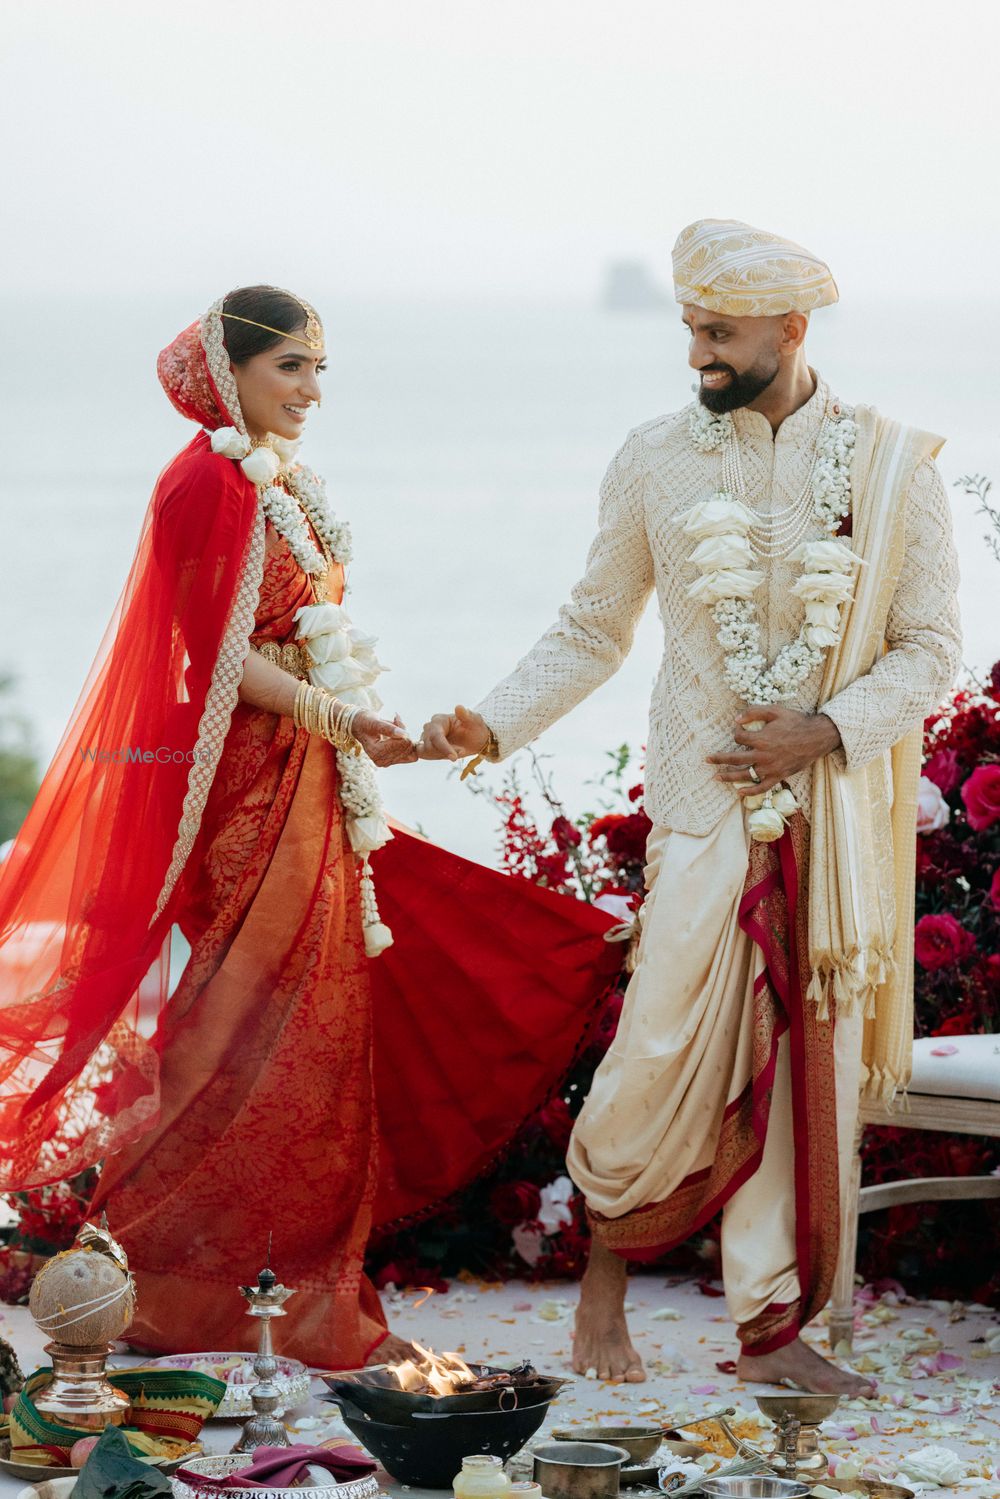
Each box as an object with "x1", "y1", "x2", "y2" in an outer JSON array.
[{"x1": 601, "y1": 260, "x2": 670, "y2": 311}]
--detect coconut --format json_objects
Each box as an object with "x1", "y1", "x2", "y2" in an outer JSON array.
[{"x1": 28, "y1": 1246, "x2": 135, "y2": 1346}]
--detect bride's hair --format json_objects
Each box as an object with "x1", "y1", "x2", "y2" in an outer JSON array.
[{"x1": 221, "y1": 285, "x2": 308, "y2": 364}]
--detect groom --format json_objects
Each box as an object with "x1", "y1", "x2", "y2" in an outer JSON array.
[{"x1": 419, "y1": 219, "x2": 961, "y2": 1392}]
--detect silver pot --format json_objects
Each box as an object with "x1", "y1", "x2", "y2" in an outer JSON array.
[
  {"x1": 532, "y1": 1441, "x2": 630, "y2": 1499},
  {"x1": 699, "y1": 1480, "x2": 812, "y2": 1499}
]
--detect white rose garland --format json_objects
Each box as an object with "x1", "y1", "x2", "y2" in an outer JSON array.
[
  {"x1": 684, "y1": 403, "x2": 860, "y2": 842},
  {"x1": 211, "y1": 425, "x2": 389, "y2": 954}
]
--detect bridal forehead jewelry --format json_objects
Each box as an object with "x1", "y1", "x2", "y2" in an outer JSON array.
[{"x1": 221, "y1": 298, "x2": 324, "y2": 351}]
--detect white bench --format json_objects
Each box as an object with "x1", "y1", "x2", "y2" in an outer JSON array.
[{"x1": 829, "y1": 1033, "x2": 1000, "y2": 1351}]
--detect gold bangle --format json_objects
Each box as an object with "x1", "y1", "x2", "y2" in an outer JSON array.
[
  {"x1": 292, "y1": 684, "x2": 365, "y2": 757},
  {"x1": 292, "y1": 679, "x2": 311, "y2": 731}
]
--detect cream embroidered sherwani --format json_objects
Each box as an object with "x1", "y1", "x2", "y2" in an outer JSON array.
[{"x1": 476, "y1": 377, "x2": 962, "y2": 1345}]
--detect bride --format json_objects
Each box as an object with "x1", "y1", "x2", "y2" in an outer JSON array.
[{"x1": 0, "y1": 286, "x2": 620, "y2": 1367}]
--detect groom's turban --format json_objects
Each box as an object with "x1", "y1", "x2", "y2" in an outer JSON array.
[{"x1": 672, "y1": 219, "x2": 838, "y2": 317}]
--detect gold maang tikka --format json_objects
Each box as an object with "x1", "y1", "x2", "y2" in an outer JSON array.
[{"x1": 221, "y1": 295, "x2": 324, "y2": 352}]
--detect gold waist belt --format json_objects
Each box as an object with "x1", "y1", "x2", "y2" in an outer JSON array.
[{"x1": 251, "y1": 640, "x2": 311, "y2": 680}]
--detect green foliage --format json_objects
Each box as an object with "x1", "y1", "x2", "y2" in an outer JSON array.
[{"x1": 0, "y1": 673, "x2": 40, "y2": 845}]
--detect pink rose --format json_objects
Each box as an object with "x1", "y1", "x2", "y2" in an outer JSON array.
[
  {"x1": 916, "y1": 776, "x2": 951, "y2": 834},
  {"x1": 923, "y1": 748, "x2": 962, "y2": 794},
  {"x1": 914, "y1": 912, "x2": 977, "y2": 971},
  {"x1": 961, "y1": 765, "x2": 1000, "y2": 830},
  {"x1": 989, "y1": 868, "x2": 1000, "y2": 913}
]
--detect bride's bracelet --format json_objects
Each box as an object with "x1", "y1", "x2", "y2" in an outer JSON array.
[{"x1": 293, "y1": 681, "x2": 364, "y2": 756}]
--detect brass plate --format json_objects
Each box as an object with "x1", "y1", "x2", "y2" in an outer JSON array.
[{"x1": 0, "y1": 1439, "x2": 200, "y2": 1483}]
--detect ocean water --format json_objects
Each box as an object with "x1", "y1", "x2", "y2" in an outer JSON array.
[{"x1": 1, "y1": 295, "x2": 997, "y2": 865}]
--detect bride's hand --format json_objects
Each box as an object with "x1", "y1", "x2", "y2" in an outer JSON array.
[{"x1": 354, "y1": 711, "x2": 417, "y2": 767}]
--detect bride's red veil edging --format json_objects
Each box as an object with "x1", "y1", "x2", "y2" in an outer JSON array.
[{"x1": 0, "y1": 304, "x2": 265, "y2": 1187}]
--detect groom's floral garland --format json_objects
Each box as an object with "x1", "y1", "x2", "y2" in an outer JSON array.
[
  {"x1": 682, "y1": 403, "x2": 860, "y2": 842},
  {"x1": 210, "y1": 425, "x2": 392, "y2": 955}
]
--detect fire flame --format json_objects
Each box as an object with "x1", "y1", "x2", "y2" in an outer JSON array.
[{"x1": 386, "y1": 1341, "x2": 476, "y2": 1396}]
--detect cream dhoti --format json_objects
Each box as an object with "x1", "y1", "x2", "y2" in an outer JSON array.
[{"x1": 568, "y1": 800, "x2": 862, "y2": 1353}]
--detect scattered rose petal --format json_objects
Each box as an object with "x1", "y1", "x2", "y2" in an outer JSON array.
[{"x1": 930, "y1": 1043, "x2": 959, "y2": 1056}]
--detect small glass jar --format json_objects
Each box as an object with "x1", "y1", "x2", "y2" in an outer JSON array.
[
  {"x1": 509, "y1": 1485, "x2": 543, "y2": 1499},
  {"x1": 453, "y1": 1454, "x2": 513, "y2": 1499}
]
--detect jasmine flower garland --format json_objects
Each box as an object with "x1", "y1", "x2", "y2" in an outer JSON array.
[{"x1": 682, "y1": 403, "x2": 860, "y2": 841}]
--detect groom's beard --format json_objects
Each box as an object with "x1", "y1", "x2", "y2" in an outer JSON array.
[{"x1": 698, "y1": 353, "x2": 780, "y2": 414}]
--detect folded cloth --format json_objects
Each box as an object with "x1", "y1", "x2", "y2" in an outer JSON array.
[
  {"x1": 1, "y1": 1367, "x2": 226, "y2": 1466},
  {"x1": 174, "y1": 1443, "x2": 377, "y2": 1490}
]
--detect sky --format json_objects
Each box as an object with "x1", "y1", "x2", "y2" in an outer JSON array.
[{"x1": 4, "y1": 0, "x2": 999, "y2": 304}]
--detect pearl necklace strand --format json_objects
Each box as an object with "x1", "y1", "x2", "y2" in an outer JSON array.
[{"x1": 721, "y1": 417, "x2": 830, "y2": 559}]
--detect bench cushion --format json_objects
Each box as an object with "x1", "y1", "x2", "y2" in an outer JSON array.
[{"x1": 908, "y1": 1033, "x2": 1000, "y2": 1102}]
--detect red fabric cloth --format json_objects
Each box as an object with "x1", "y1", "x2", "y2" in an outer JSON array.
[
  {"x1": 174, "y1": 1444, "x2": 376, "y2": 1490},
  {"x1": 370, "y1": 827, "x2": 622, "y2": 1230}
]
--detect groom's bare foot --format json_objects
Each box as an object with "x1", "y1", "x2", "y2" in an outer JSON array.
[
  {"x1": 572, "y1": 1238, "x2": 645, "y2": 1383},
  {"x1": 737, "y1": 1335, "x2": 875, "y2": 1396},
  {"x1": 365, "y1": 1331, "x2": 418, "y2": 1365}
]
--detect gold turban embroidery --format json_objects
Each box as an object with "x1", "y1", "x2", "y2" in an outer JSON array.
[{"x1": 672, "y1": 218, "x2": 838, "y2": 318}]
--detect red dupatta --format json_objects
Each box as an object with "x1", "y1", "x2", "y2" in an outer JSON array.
[{"x1": 0, "y1": 302, "x2": 266, "y2": 1187}]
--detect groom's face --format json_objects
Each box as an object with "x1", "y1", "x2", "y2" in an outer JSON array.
[{"x1": 682, "y1": 305, "x2": 784, "y2": 414}]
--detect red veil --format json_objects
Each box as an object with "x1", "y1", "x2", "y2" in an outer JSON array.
[{"x1": 0, "y1": 304, "x2": 266, "y2": 1186}]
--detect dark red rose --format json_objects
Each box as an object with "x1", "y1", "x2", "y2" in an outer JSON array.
[
  {"x1": 627, "y1": 783, "x2": 645, "y2": 804},
  {"x1": 988, "y1": 660, "x2": 1000, "y2": 703},
  {"x1": 989, "y1": 868, "x2": 1000, "y2": 913},
  {"x1": 931, "y1": 1007, "x2": 977, "y2": 1036},
  {"x1": 591, "y1": 810, "x2": 652, "y2": 866},
  {"x1": 489, "y1": 1180, "x2": 542, "y2": 1226},
  {"x1": 536, "y1": 1097, "x2": 574, "y2": 1150},
  {"x1": 534, "y1": 853, "x2": 570, "y2": 888},
  {"x1": 980, "y1": 954, "x2": 1000, "y2": 992},
  {"x1": 589, "y1": 814, "x2": 624, "y2": 842},
  {"x1": 961, "y1": 765, "x2": 1000, "y2": 830},
  {"x1": 914, "y1": 912, "x2": 977, "y2": 971},
  {"x1": 551, "y1": 815, "x2": 582, "y2": 850},
  {"x1": 923, "y1": 748, "x2": 963, "y2": 794}
]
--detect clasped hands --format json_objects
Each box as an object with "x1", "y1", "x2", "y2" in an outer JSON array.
[
  {"x1": 707, "y1": 705, "x2": 842, "y2": 796},
  {"x1": 354, "y1": 704, "x2": 489, "y2": 768},
  {"x1": 368, "y1": 703, "x2": 843, "y2": 780}
]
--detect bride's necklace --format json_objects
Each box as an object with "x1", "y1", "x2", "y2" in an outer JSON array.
[{"x1": 209, "y1": 426, "x2": 352, "y2": 576}]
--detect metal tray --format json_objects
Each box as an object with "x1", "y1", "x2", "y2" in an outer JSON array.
[
  {"x1": 139, "y1": 1353, "x2": 310, "y2": 1419},
  {"x1": 170, "y1": 1453, "x2": 381, "y2": 1499}
]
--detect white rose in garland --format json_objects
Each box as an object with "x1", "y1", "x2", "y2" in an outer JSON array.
[
  {"x1": 294, "y1": 600, "x2": 394, "y2": 957},
  {"x1": 689, "y1": 533, "x2": 755, "y2": 570},
  {"x1": 241, "y1": 446, "x2": 282, "y2": 485},
  {"x1": 679, "y1": 494, "x2": 755, "y2": 537},
  {"x1": 210, "y1": 426, "x2": 250, "y2": 460}
]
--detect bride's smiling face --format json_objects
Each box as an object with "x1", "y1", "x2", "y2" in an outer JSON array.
[{"x1": 231, "y1": 336, "x2": 327, "y2": 442}]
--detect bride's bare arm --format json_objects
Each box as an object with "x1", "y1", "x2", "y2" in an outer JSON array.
[{"x1": 238, "y1": 651, "x2": 416, "y2": 765}]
